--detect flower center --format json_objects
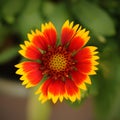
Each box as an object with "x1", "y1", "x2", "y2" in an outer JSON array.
[
  {"x1": 41, "y1": 46, "x2": 74, "y2": 80},
  {"x1": 49, "y1": 54, "x2": 67, "y2": 72}
]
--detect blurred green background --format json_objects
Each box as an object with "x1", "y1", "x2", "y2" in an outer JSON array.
[{"x1": 0, "y1": 0, "x2": 120, "y2": 120}]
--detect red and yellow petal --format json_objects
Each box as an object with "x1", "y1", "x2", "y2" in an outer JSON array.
[
  {"x1": 79, "y1": 75, "x2": 92, "y2": 91},
  {"x1": 71, "y1": 71, "x2": 87, "y2": 89},
  {"x1": 76, "y1": 59, "x2": 98, "y2": 75},
  {"x1": 61, "y1": 20, "x2": 79, "y2": 46},
  {"x1": 68, "y1": 28, "x2": 90, "y2": 51},
  {"x1": 71, "y1": 70, "x2": 92, "y2": 91},
  {"x1": 15, "y1": 61, "x2": 41, "y2": 75},
  {"x1": 36, "y1": 79, "x2": 66, "y2": 103},
  {"x1": 65, "y1": 79, "x2": 81, "y2": 102},
  {"x1": 36, "y1": 78, "x2": 52, "y2": 103},
  {"x1": 36, "y1": 78, "x2": 81, "y2": 103},
  {"x1": 15, "y1": 61, "x2": 43, "y2": 88},
  {"x1": 75, "y1": 46, "x2": 99, "y2": 75},
  {"x1": 48, "y1": 80, "x2": 66, "y2": 103},
  {"x1": 27, "y1": 30, "x2": 50, "y2": 50},
  {"x1": 19, "y1": 41, "x2": 41, "y2": 60},
  {"x1": 41, "y1": 22, "x2": 57, "y2": 46},
  {"x1": 20, "y1": 69, "x2": 43, "y2": 88},
  {"x1": 74, "y1": 46, "x2": 99, "y2": 62}
]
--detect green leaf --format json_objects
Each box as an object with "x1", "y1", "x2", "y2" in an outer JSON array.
[
  {"x1": 71, "y1": 1, "x2": 115, "y2": 36},
  {"x1": 94, "y1": 41, "x2": 120, "y2": 120},
  {"x1": 42, "y1": 1, "x2": 70, "y2": 35},
  {"x1": 0, "y1": 46, "x2": 19, "y2": 64},
  {"x1": 0, "y1": 23, "x2": 9, "y2": 46},
  {"x1": 16, "y1": 0, "x2": 44, "y2": 38},
  {"x1": 1, "y1": 0, "x2": 25, "y2": 24}
]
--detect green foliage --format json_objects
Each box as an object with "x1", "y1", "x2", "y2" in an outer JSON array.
[
  {"x1": 68, "y1": 0, "x2": 115, "y2": 36},
  {"x1": 41, "y1": 1, "x2": 70, "y2": 33},
  {"x1": 1, "y1": 0, "x2": 25, "y2": 24},
  {"x1": 94, "y1": 41, "x2": 120, "y2": 120},
  {"x1": 0, "y1": 23, "x2": 9, "y2": 46},
  {"x1": 16, "y1": 0, "x2": 44, "y2": 37},
  {"x1": 0, "y1": 46, "x2": 19, "y2": 64}
]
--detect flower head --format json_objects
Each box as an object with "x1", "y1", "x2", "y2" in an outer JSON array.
[{"x1": 15, "y1": 20, "x2": 99, "y2": 103}]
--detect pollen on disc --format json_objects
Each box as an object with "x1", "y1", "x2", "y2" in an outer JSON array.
[{"x1": 49, "y1": 54, "x2": 67, "y2": 72}]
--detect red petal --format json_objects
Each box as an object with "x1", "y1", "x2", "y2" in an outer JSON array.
[
  {"x1": 32, "y1": 34, "x2": 49, "y2": 50},
  {"x1": 19, "y1": 43, "x2": 41, "y2": 60},
  {"x1": 42, "y1": 22, "x2": 57, "y2": 46},
  {"x1": 25, "y1": 45, "x2": 41, "y2": 60},
  {"x1": 48, "y1": 80, "x2": 65, "y2": 96},
  {"x1": 61, "y1": 20, "x2": 80, "y2": 46},
  {"x1": 68, "y1": 36, "x2": 85, "y2": 51},
  {"x1": 22, "y1": 61, "x2": 40, "y2": 73},
  {"x1": 26, "y1": 69, "x2": 43, "y2": 85},
  {"x1": 74, "y1": 46, "x2": 99, "y2": 74},
  {"x1": 75, "y1": 60, "x2": 92, "y2": 74},
  {"x1": 74, "y1": 47, "x2": 92, "y2": 62},
  {"x1": 65, "y1": 79, "x2": 79, "y2": 96},
  {"x1": 71, "y1": 70, "x2": 87, "y2": 86},
  {"x1": 41, "y1": 79, "x2": 52, "y2": 96},
  {"x1": 68, "y1": 28, "x2": 90, "y2": 51},
  {"x1": 61, "y1": 27, "x2": 75, "y2": 45}
]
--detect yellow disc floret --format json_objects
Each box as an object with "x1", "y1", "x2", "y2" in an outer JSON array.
[{"x1": 49, "y1": 54, "x2": 67, "y2": 72}]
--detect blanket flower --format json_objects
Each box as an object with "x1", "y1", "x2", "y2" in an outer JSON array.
[{"x1": 15, "y1": 20, "x2": 99, "y2": 103}]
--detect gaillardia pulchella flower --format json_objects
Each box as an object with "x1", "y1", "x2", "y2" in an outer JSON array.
[{"x1": 15, "y1": 20, "x2": 99, "y2": 103}]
